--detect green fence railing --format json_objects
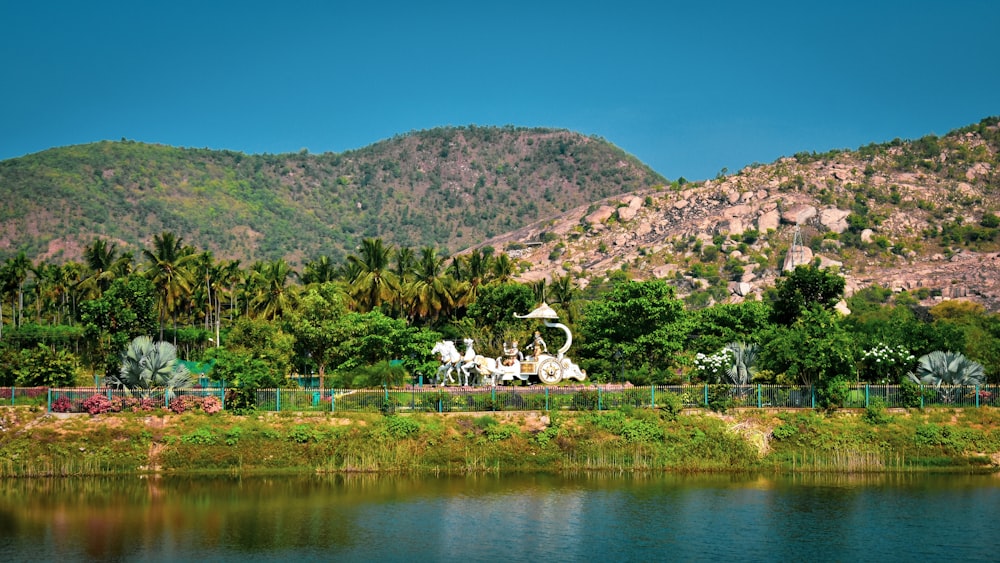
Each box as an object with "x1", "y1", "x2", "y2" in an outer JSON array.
[{"x1": 2, "y1": 383, "x2": 996, "y2": 414}]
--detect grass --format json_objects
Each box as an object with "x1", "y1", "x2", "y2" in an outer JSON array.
[{"x1": 1, "y1": 406, "x2": 998, "y2": 477}]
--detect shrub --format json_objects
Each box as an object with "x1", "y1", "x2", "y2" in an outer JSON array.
[
  {"x1": 50, "y1": 395, "x2": 74, "y2": 413},
  {"x1": 380, "y1": 415, "x2": 420, "y2": 439},
  {"x1": 82, "y1": 394, "x2": 116, "y2": 415},
  {"x1": 169, "y1": 395, "x2": 223, "y2": 414},
  {"x1": 863, "y1": 397, "x2": 891, "y2": 425}
]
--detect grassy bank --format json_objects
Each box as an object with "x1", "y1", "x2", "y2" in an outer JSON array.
[{"x1": 1, "y1": 406, "x2": 998, "y2": 477}]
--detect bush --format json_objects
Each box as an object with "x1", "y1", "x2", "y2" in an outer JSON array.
[
  {"x1": 863, "y1": 397, "x2": 891, "y2": 425},
  {"x1": 50, "y1": 395, "x2": 74, "y2": 413},
  {"x1": 169, "y1": 395, "x2": 223, "y2": 414},
  {"x1": 82, "y1": 394, "x2": 116, "y2": 415}
]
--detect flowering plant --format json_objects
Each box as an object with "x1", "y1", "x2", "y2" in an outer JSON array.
[
  {"x1": 693, "y1": 349, "x2": 733, "y2": 383},
  {"x1": 861, "y1": 343, "x2": 915, "y2": 383}
]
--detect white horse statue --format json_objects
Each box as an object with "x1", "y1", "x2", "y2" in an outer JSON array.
[
  {"x1": 460, "y1": 338, "x2": 479, "y2": 386},
  {"x1": 431, "y1": 340, "x2": 462, "y2": 386}
]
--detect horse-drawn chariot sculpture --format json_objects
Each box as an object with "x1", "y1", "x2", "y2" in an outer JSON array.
[{"x1": 431, "y1": 303, "x2": 587, "y2": 386}]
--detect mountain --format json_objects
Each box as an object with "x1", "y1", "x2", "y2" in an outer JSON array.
[
  {"x1": 483, "y1": 117, "x2": 1000, "y2": 310},
  {"x1": 0, "y1": 126, "x2": 665, "y2": 265}
]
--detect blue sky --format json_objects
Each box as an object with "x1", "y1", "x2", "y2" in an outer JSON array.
[{"x1": 2, "y1": 1, "x2": 998, "y2": 181}]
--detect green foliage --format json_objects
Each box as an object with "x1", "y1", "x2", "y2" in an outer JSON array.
[
  {"x1": 770, "y1": 265, "x2": 845, "y2": 325},
  {"x1": 13, "y1": 344, "x2": 80, "y2": 387},
  {"x1": 110, "y1": 336, "x2": 192, "y2": 396},
  {"x1": 706, "y1": 385, "x2": 732, "y2": 413},
  {"x1": 772, "y1": 423, "x2": 798, "y2": 441},
  {"x1": 862, "y1": 396, "x2": 891, "y2": 425},
  {"x1": 578, "y1": 280, "x2": 692, "y2": 378},
  {"x1": 287, "y1": 424, "x2": 321, "y2": 444},
  {"x1": 760, "y1": 307, "x2": 858, "y2": 391},
  {"x1": 78, "y1": 274, "x2": 158, "y2": 377},
  {"x1": 378, "y1": 415, "x2": 420, "y2": 439}
]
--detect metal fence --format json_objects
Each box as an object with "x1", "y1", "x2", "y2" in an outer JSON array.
[{"x1": 5, "y1": 383, "x2": 996, "y2": 414}]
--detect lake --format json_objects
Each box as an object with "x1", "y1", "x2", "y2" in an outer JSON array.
[{"x1": 2, "y1": 472, "x2": 999, "y2": 562}]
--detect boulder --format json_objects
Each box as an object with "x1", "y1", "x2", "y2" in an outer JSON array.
[
  {"x1": 782, "y1": 245, "x2": 814, "y2": 271},
  {"x1": 757, "y1": 210, "x2": 781, "y2": 233},
  {"x1": 781, "y1": 204, "x2": 817, "y2": 225},
  {"x1": 819, "y1": 208, "x2": 851, "y2": 233},
  {"x1": 585, "y1": 205, "x2": 616, "y2": 225}
]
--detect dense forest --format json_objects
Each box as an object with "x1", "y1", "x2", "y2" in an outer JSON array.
[
  {"x1": 0, "y1": 126, "x2": 665, "y2": 265},
  {"x1": 1, "y1": 233, "x2": 998, "y2": 410}
]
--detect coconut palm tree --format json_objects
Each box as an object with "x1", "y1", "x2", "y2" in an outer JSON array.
[
  {"x1": 346, "y1": 238, "x2": 399, "y2": 312},
  {"x1": 5, "y1": 252, "x2": 32, "y2": 328},
  {"x1": 142, "y1": 232, "x2": 196, "y2": 339},
  {"x1": 300, "y1": 255, "x2": 338, "y2": 286},
  {"x1": 404, "y1": 246, "x2": 455, "y2": 323},
  {"x1": 250, "y1": 259, "x2": 298, "y2": 320},
  {"x1": 490, "y1": 253, "x2": 516, "y2": 283},
  {"x1": 78, "y1": 239, "x2": 119, "y2": 299}
]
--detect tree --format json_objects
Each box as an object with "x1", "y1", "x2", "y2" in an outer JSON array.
[
  {"x1": 759, "y1": 307, "x2": 858, "y2": 408},
  {"x1": 577, "y1": 280, "x2": 691, "y2": 381},
  {"x1": 13, "y1": 344, "x2": 80, "y2": 387},
  {"x1": 142, "y1": 232, "x2": 196, "y2": 338},
  {"x1": 911, "y1": 351, "x2": 984, "y2": 388},
  {"x1": 723, "y1": 341, "x2": 759, "y2": 385},
  {"x1": 770, "y1": 265, "x2": 845, "y2": 325},
  {"x1": 108, "y1": 336, "x2": 192, "y2": 398},
  {"x1": 289, "y1": 282, "x2": 348, "y2": 389},
  {"x1": 78, "y1": 274, "x2": 158, "y2": 379},
  {"x1": 346, "y1": 238, "x2": 399, "y2": 312},
  {"x1": 250, "y1": 259, "x2": 298, "y2": 320},
  {"x1": 403, "y1": 246, "x2": 459, "y2": 324}
]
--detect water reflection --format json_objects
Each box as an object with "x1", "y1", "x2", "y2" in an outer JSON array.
[{"x1": 1, "y1": 473, "x2": 999, "y2": 562}]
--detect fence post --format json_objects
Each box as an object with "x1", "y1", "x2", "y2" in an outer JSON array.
[
  {"x1": 704, "y1": 384, "x2": 709, "y2": 407},
  {"x1": 865, "y1": 384, "x2": 869, "y2": 408},
  {"x1": 757, "y1": 384, "x2": 762, "y2": 409},
  {"x1": 976, "y1": 384, "x2": 980, "y2": 408},
  {"x1": 651, "y1": 385, "x2": 656, "y2": 408},
  {"x1": 545, "y1": 387, "x2": 550, "y2": 411},
  {"x1": 920, "y1": 385, "x2": 924, "y2": 409},
  {"x1": 276, "y1": 389, "x2": 281, "y2": 412},
  {"x1": 438, "y1": 395, "x2": 443, "y2": 413},
  {"x1": 811, "y1": 385, "x2": 816, "y2": 409},
  {"x1": 598, "y1": 387, "x2": 603, "y2": 411},
  {"x1": 331, "y1": 391, "x2": 336, "y2": 412},
  {"x1": 47, "y1": 388, "x2": 51, "y2": 413},
  {"x1": 221, "y1": 384, "x2": 226, "y2": 411}
]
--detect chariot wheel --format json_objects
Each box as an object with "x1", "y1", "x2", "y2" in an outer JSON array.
[{"x1": 536, "y1": 357, "x2": 563, "y2": 384}]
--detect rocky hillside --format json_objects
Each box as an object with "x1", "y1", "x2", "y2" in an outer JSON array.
[
  {"x1": 0, "y1": 126, "x2": 664, "y2": 265},
  {"x1": 481, "y1": 117, "x2": 1000, "y2": 311}
]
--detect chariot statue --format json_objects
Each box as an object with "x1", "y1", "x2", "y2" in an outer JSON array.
[{"x1": 463, "y1": 302, "x2": 587, "y2": 386}]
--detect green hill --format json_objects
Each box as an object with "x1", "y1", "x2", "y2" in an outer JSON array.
[{"x1": 0, "y1": 126, "x2": 666, "y2": 265}]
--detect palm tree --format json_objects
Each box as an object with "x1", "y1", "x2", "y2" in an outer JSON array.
[
  {"x1": 6, "y1": 252, "x2": 32, "y2": 328},
  {"x1": 404, "y1": 246, "x2": 455, "y2": 323},
  {"x1": 250, "y1": 259, "x2": 298, "y2": 320},
  {"x1": 723, "y1": 341, "x2": 759, "y2": 385},
  {"x1": 109, "y1": 335, "x2": 192, "y2": 399},
  {"x1": 490, "y1": 253, "x2": 516, "y2": 283},
  {"x1": 548, "y1": 274, "x2": 579, "y2": 322},
  {"x1": 78, "y1": 239, "x2": 119, "y2": 299},
  {"x1": 910, "y1": 351, "x2": 985, "y2": 403},
  {"x1": 346, "y1": 238, "x2": 399, "y2": 312},
  {"x1": 300, "y1": 255, "x2": 338, "y2": 286},
  {"x1": 142, "y1": 232, "x2": 196, "y2": 340}
]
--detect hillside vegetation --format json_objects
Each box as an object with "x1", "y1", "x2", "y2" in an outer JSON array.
[{"x1": 0, "y1": 127, "x2": 665, "y2": 265}]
